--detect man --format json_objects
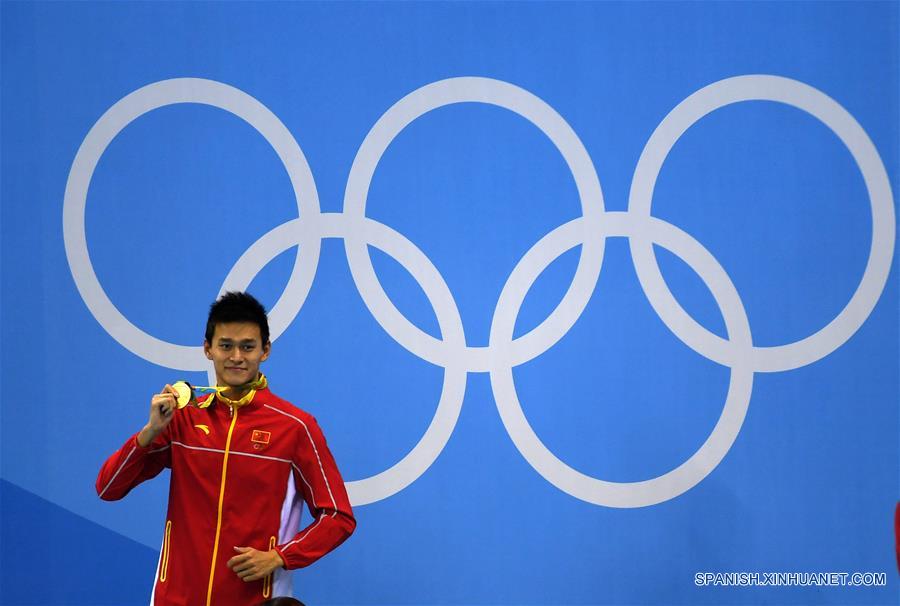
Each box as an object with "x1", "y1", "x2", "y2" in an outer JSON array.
[{"x1": 96, "y1": 292, "x2": 355, "y2": 606}]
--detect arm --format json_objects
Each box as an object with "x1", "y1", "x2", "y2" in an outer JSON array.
[
  {"x1": 275, "y1": 415, "x2": 356, "y2": 569},
  {"x1": 95, "y1": 385, "x2": 177, "y2": 500}
]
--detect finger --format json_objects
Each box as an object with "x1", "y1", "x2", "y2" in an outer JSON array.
[
  {"x1": 236, "y1": 565, "x2": 255, "y2": 578},
  {"x1": 153, "y1": 395, "x2": 176, "y2": 408},
  {"x1": 238, "y1": 565, "x2": 266, "y2": 582},
  {"x1": 226, "y1": 553, "x2": 252, "y2": 568},
  {"x1": 233, "y1": 546, "x2": 251, "y2": 553},
  {"x1": 162, "y1": 384, "x2": 176, "y2": 395}
]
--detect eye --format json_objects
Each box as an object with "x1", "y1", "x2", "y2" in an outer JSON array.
[{"x1": 241, "y1": 344, "x2": 256, "y2": 352}]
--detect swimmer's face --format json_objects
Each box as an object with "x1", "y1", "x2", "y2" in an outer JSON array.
[{"x1": 204, "y1": 322, "x2": 270, "y2": 389}]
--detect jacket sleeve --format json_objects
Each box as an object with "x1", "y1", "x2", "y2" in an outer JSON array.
[
  {"x1": 275, "y1": 415, "x2": 355, "y2": 569},
  {"x1": 95, "y1": 430, "x2": 172, "y2": 501}
]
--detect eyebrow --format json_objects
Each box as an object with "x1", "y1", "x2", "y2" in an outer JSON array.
[{"x1": 217, "y1": 338, "x2": 259, "y2": 344}]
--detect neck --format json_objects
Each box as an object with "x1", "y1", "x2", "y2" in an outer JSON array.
[
  {"x1": 214, "y1": 373, "x2": 266, "y2": 407},
  {"x1": 217, "y1": 373, "x2": 261, "y2": 394},
  {"x1": 221, "y1": 386, "x2": 251, "y2": 400}
]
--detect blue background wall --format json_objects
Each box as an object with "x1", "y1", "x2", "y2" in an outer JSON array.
[{"x1": 1, "y1": 2, "x2": 898, "y2": 604}]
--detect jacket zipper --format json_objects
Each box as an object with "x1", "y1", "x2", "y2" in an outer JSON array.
[
  {"x1": 159, "y1": 520, "x2": 172, "y2": 582},
  {"x1": 261, "y1": 535, "x2": 277, "y2": 598},
  {"x1": 205, "y1": 405, "x2": 239, "y2": 606}
]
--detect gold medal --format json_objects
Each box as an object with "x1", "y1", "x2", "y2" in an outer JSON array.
[{"x1": 172, "y1": 381, "x2": 195, "y2": 409}]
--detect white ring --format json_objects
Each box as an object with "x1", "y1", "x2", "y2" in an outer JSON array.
[
  {"x1": 64, "y1": 75, "x2": 894, "y2": 507},
  {"x1": 217, "y1": 212, "x2": 468, "y2": 505},
  {"x1": 342, "y1": 77, "x2": 606, "y2": 372},
  {"x1": 628, "y1": 75, "x2": 895, "y2": 372},
  {"x1": 490, "y1": 212, "x2": 754, "y2": 507},
  {"x1": 63, "y1": 78, "x2": 322, "y2": 370}
]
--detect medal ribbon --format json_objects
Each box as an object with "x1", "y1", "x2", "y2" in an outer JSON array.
[{"x1": 173, "y1": 374, "x2": 268, "y2": 409}]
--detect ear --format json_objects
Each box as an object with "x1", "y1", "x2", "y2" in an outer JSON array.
[
  {"x1": 260, "y1": 340, "x2": 271, "y2": 363},
  {"x1": 204, "y1": 340, "x2": 213, "y2": 360}
]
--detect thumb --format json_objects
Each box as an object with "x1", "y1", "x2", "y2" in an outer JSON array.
[{"x1": 233, "y1": 546, "x2": 251, "y2": 553}]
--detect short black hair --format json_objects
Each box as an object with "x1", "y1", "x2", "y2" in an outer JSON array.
[{"x1": 205, "y1": 291, "x2": 270, "y2": 345}]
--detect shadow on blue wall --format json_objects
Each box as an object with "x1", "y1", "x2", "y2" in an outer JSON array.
[{"x1": 1, "y1": 480, "x2": 157, "y2": 605}]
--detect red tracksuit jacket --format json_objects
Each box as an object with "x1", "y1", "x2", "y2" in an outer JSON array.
[{"x1": 96, "y1": 386, "x2": 355, "y2": 606}]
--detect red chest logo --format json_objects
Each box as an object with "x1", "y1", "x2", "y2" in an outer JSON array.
[{"x1": 251, "y1": 430, "x2": 271, "y2": 448}]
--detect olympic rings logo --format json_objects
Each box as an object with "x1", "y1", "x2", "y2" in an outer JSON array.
[{"x1": 64, "y1": 76, "x2": 895, "y2": 508}]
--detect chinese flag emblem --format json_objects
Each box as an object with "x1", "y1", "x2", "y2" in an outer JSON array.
[{"x1": 251, "y1": 430, "x2": 271, "y2": 445}]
